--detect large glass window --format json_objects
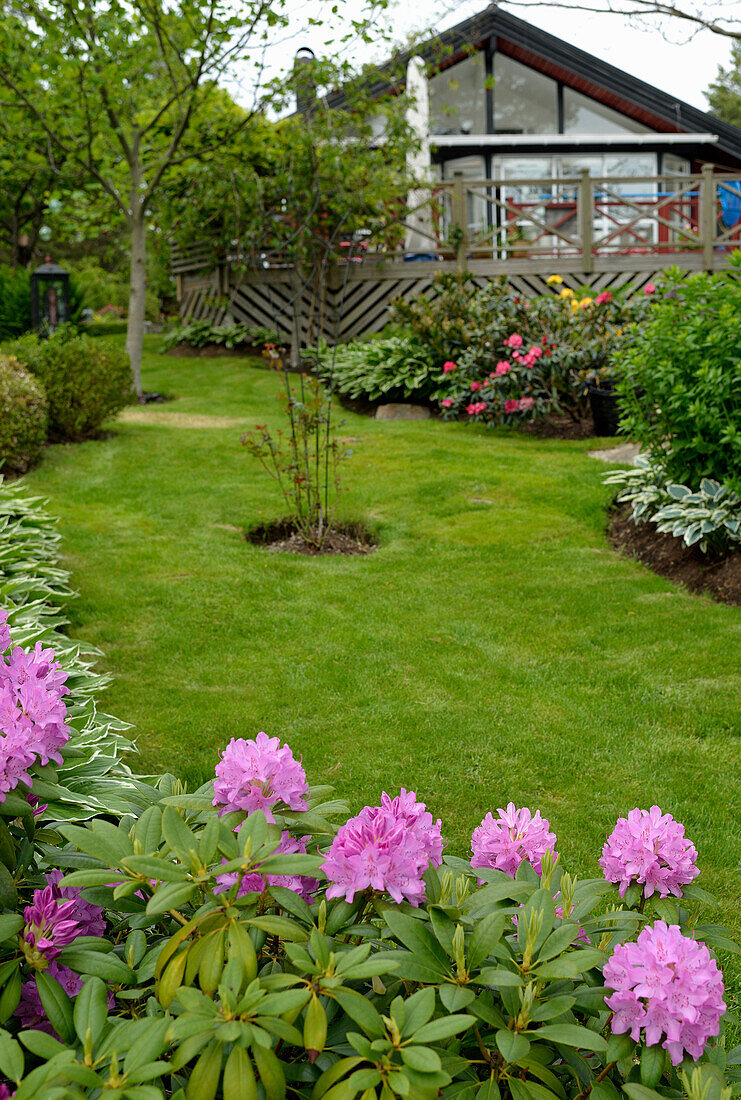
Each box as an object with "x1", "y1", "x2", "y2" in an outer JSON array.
[
  {"x1": 429, "y1": 53, "x2": 487, "y2": 135},
  {"x1": 563, "y1": 89, "x2": 649, "y2": 134},
  {"x1": 493, "y1": 54, "x2": 558, "y2": 134},
  {"x1": 441, "y1": 155, "x2": 488, "y2": 240}
]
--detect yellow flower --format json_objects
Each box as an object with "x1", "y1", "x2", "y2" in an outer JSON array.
[
  {"x1": 579, "y1": 296, "x2": 594, "y2": 309},
  {"x1": 570, "y1": 300, "x2": 579, "y2": 312},
  {"x1": 615, "y1": 327, "x2": 623, "y2": 336},
  {"x1": 560, "y1": 287, "x2": 575, "y2": 299},
  {"x1": 546, "y1": 274, "x2": 563, "y2": 285}
]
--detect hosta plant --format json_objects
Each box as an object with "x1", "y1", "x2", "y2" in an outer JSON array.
[
  {"x1": 605, "y1": 457, "x2": 741, "y2": 554},
  {"x1": 0, "y1": 617, "x2": 737, "y2": 1099}
]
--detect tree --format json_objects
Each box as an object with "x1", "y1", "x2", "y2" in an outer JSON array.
[
  {"x1": 706, "y1": 43, "x2": 741, "y2": 125},
  {"x1": 494, "y1": 0, "x2": 741, "y2": 42},
  {"x1": 0, "y1": 0, "x2": 292, "y2": 396}
]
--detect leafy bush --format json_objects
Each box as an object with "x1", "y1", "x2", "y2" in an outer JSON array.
[
  {"x1": 615, "y1": 267, "x2": 741, "y2": 493},
  {"x1": 5, "y1": 330, "x2": 134, "y2": 441},
  {"x1": 0, "y1": 265, "x2": 86, "y2": 343},
  {"x1": 316, "y1": 334, "x2": 442, "y2": 404},
  {"x1": 606, "y1": 457, "x2": 741, "y2": 554},
  {"x1": 70, "y1": 261, "x2": 160, "y2": 321},
  {"x1": 439, "y1": 281, "x2": 647, "y2": 427},
  {"x1": 0, "y1": 356, "x2": 48, "y2": 474},
  {"x1": 162, "y1": 319, "x2": 280, "y2": 351},
  {"x1": 389, "y1": 272, "x2": 490, "y2": 366}
]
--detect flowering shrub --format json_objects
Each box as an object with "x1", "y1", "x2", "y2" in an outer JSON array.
[
  {"x1": 0, "y1": 600, "x2": 738, "y2": 1098},
  {"x1": 438, "y1": 281, "x2": 647, "y2": 428},
  {"x1": 614, "y1": 265, "x2": 741, "y2": 494}
]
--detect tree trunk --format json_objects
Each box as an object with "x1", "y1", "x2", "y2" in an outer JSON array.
[{"x1": 126, "y1": 198, "x2": 147, "y2": 399}]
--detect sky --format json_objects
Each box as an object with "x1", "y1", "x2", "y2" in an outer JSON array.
[{"x1": 255, "y1": 0, "x2": 736, "y2": 112}]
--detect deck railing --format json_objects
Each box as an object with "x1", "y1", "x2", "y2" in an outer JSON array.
[{"x1": 172, "y1": 167, "x2": 741, "y2": 277}]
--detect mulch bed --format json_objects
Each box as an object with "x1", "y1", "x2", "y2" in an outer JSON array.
[
  {"x1": 608, "y1": 505, "x2": 741, "y2": 606},
  {"x1": 246, "y1": 520, "x2": 376, "y2": 557},
  {"x1": 519, "y1": 413, "x2": 597, "y2": 440},
  {"x1": 166, "y1": 343, "x2": 264, "y2": 358}
]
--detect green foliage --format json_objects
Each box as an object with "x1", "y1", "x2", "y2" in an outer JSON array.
[
  {"x1": 5, "y1": 330, "x2": 134, "y2": 441},
  {"x1": 605, "y1": 458, "x2": 741, "y2": 554},
  {"x1": 162, "y1": 319, "x2": 279, "y2": 352},
  {"x1": 316, "y1": 334, "x2": 441, "y2": 404},
  {"x1": 706, "y1": 43, "x2": 741, "y2": 127},
  {"x1": 70, "y1": 261, "x2": 159, "y2": 321},
  {"x1": 0, "y1": 267, "x2": 32, "y2": 342},
  {"x1": 614, "y1": 267, "x2": 741, "y2": 492},
  {"x1": 389, "y1": 273, "x2": 489, "y2": 367},
  {"x1": 0, "y1": 355, "x2": 48, "y2": 474}
]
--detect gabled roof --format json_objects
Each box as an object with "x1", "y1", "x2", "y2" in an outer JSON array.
[{"x1": 331, "y1": 3, "x2": 741, "y2": 164}]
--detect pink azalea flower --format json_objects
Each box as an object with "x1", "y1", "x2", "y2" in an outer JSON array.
[
  {"x1": 466, "y1": 401, "x2": 487, "y2": 416},
  {"x1": 470, "y1": 381, "x2": 483, "y2": 392},
  {"x1": 529, "y1": 346, "x2": 543, "y2": 359},
  {"x1": 604, "y1": 921, "x2": 725, "y2": 1065},
  {"x1": 505, "y1": 334, "x2": 523, "y2": 349},
  {"x1": 495, "y1": 361, "x2": 511, "y2": 376},
  {"x1": 472, "y1": 803, "x2": 556, "y2": 877},
  {"x1": 46, "y1": 870, "x2": 106, "y2": 937},
  {"x1": 522, "y1": 354, "x2": 536, "y2": 368},
  {"x1": 442, "y1": 361, "x2": 457, "y2": 373},
  {"x1": 322, "y1": 790, "x2": 442, "y2": 906},
  {"x1": 441, "y1": 398, "x2": 454, "y2": 409},
  {"x1": 503, "y1": 399, "x2": 520, "y2": 414},
  {"x1": 22, "y1": 886, "x2": 81, "y2": 964},
  {"x1": 213, "y1": 733, "x2": 309, "y2": 822},
  {"x1": 600, "y1": 806, "x2": 698, "y2": 899},
  {"x1": 595, "y1": 291, "x2": 613, "y2": 306},
  {"x1": 644, "y1": 283, "x2": 656, "y2": 295},
  {"x1": 518, "y1": 397, "x2": 535, "y2": 411}
]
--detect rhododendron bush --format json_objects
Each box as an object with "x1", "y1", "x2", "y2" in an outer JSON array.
[
  {"x1": 0, "y1": 609, "x2": 738, "y2": 1099},
  {"x1": 438, "y1": 282, "x2": 648, "y2": 427}
]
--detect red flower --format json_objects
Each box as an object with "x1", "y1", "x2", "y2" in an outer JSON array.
[
  {"x1": 470, "y1": 381, "x2": 483, "y2": 392},
  {"x1": 595, "y1": 291, "x2": 613, "y2": 306},
  {"x1": 441, "y1": 398, "x2": 454, "y2": 408},
  {"x1": 443, "y1": 360, "x2": 457, "y2": 373},
  {"x1": 504, "y1": 399, "x2": 520, "y2": 414},
  {"x1": 518, "y1": 397, "x2": 535, "y2": 411}
]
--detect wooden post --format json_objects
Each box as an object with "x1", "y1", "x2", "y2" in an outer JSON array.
[
  {"x1": 700, "y1": 163, "x2": 716, "y2": 272},
  {"x1": 451, "y1": 172, "x2": 468, "y2": 271},
  {"x1": 578, "y1": 169, "x2": 594, "y2": 274}
]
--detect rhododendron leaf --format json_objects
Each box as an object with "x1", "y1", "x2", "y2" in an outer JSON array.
[
  {"x1": 36, "y1": 971, "x2": 75, "y2": 1044},
  {"x1": 591, "y1": 1082, "x2": 621, "y2": 1100},
  {"x1": 73, "y1": 976, "x2": 108, "y2": 1046},
  {"x1": 572, "y1": 985, "x2": 608, "y2": 1012},
  {"x1": 382, "y1": 911, "x2": 451, "y2": 974},
  {"x1": 639, "y1": 1044, "x2": 666, "y2": 1087},
  {"x1": 400, "y1": 987, "x2": 435, "y2": 1037},
  {"x1": 518, "y1": 889, "x2": 555, "y2": 955},
  {"x1": 439, "y1": 985, "x2": 475, "y2": 1012},
  {"x1": 622, "y1": 1085, "x2": 665, "y2": 1100},
  {"x1": 606, "y1": 1033, "x2": 635, "y2": 1063},
  {"x1": 536, "y1": 923, "x2": 585, "y2": 963},
  {"x1": 17, "y1": 1029, "x2": 67, "y2": 1060},
  {"x1": 0, "y1": 914, "x2": 23, "y2": 943},
  {"x1": 382, "y1": 952, "x2": 449, "y2": 984},
  {"x1": 223, "y1": 1047, "x2": 257, "y2": 1100},
  {"x1": 475, "y1": 967, "x2": 523, "y2": 988},
  {"x1": 694, "y1": 924, "x2": 741, "y2": 954},
  {"x1": 60, "y1": 948, "x2": 135, "y2": 985},
  {"x1": 476, "y1": 1075, "x2": 501, "y2": 1100},
  {"x1": 162, "y1": 806, "x2": 199, "y2": 861},
  {"x1": 398, "y1": 1066, "x2": 451, "y2": 1090},
  {"x1": 496, "y1": 1029, "x2": 531, "y2": 1063},
  {"x1": 0, "y1": 795, "x2": 33, "y2": 818},
  {"x1": 533, "y1": 949, "x2": 604, "y2": 979},
  {"x1": 533, "y1": 1024, "x2": 607, "y2": 1053},
  {"x1": 326, "y1": 900, "x2": 362, "y2": 935},
  {"x1": 256, "y1": 853, "x2": 323, "y2": 877},
  {"x1": 249, "y1": 916, "x2": 309, "y2": 942},
  {"x1": 528, "y1": 995, "x2": 576, "y2": 1023},
  {"x1": 160, "y1": 795, "x2": 215, "y2": 812},
  {"x1": 463, "y1": 881, "x2": 532, "y2": 913},
  {"x1": 59, "y1": 823, "x2": 127, "y2": 867},
  {"x1": 429, "y1": 908, "x2": 456, "y2": 955},
  {"x1": 411, "y1": 1015, "x2": 476, "y2": 1043},
  {"x1": 133, "y1": 806, "x2": 163, "y2": 853},
  {"x1": 0, "y1": 862, "x2": 16, "y2": 909},
  {"x1": 467, "y1": 912, "x2": 505, "y2": 971},
  {"x1": 331, "y1": 989, "x2": 385, "y2": 1038},
  {"x1": 0, "y1": 968, "x2": 21, "y2": 1024},
  {"x1": 59, "y1": 868, "x2": 119, "y2": 888},
  {"x1": 253, "y1": 1041, "x2": 286, "y2": 1100},
  {"x1": 187, "y1": 1040, "x2": 224, "y2": 1100},
  {"x1": 146, "y1": 882, "x2": 197, "y2": 916},
  {"x1": 122, "y1": 856, "x2": 190, "y2": 882}
]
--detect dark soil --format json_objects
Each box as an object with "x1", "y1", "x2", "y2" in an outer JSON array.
[
  {"x1": 167, "y1": 343, "x2": 265, "y2": 359},
  {"x1": 519, "y1": 413, "x2": 596, "y2": 440},
  {"x1": 140, "y1": 391, "x2": 174, "y2": 404},
  {"x1": 245, "y1": 519, "x2": 377, "y2": 557},
  {"x1": 608, "y1": 505, "x2": 741, "y2": 607}
]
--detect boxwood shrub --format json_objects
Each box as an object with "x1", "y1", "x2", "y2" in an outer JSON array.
[
  {"x1": 5, "y1": 331, "x2": 134, "y2": 441},
  {"x1": 0, "y1": 355, "x2": 48, "y2": 474}
]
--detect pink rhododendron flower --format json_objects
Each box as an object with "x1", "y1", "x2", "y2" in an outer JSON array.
[
  {"x1": 441, "y1": 398, "x2": 454, "y2": 409},
  {"x1": 46, "y1": 870, "x2": 106, "y2": 937},
  {"x1": 470, "y1": 381, "x2": 483, "y2": 392},
  {"x1": 215, "y1": 831, "x2": 318, "y2": 902},
  {"x1": 466, "y1": 402, "x2": 487, "y2": 416},
  {"x1": 322, "y1": 789, "x2": 442, "y2": 906},
  {"x1": 604, "y1": 921, "x2": 725, "y2": 1065},
  {"x1": 503, "y1": 399, "x2": 520, "y2": 414},
  {"x1": 518, "y1": 397, "x2": 535, "y2": 411},
  {"x1": 505, "y1": 334, "x2": 523, "y2": 349},
  {"x1": 600, "y1": 806, "x2": 698, "y2": 899},
  {"x1": 522, "y1": 353, "x2": 536, "y2": 368},
  {"x1": 644, "y1": 283, "x2": 656, "y2": 295},
  {"x1": 472, "y1": 803, "x2": 556, "y2": 877},
  {"x1": 495, "y1": 361, "x2": 511, "y2": 376},
  {"x1": 442, "y1": 360, "x2": 457, "y2": 373},
  {"x1": 213, "y1": 732, "x2": 309, "y2": 822},
  {"x1": 529, "y1": 346, "x2": 543, "y2": 359},
  {"x1": 595, "y1": 291, "x2": 613, "y2": 306},
  {"x1": 22, "y1": 886, "x2": 81, "y2": 964}
]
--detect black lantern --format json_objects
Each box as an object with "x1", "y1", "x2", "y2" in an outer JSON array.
[{"x1": 30, "y1": 256, "x2": 70, "y2": 335}]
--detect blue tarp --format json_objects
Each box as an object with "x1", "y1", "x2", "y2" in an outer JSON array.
[{"x1": 719, "y1": 181, "x2": 741, "y2": 228}]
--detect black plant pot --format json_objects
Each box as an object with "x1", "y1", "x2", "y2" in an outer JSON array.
[{"x1": 587, "y1": 381, "x2": 621, "y2": 437}]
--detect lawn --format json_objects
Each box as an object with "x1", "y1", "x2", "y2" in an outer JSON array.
[{"x1": 23, "y1": 337, "x2": 741, "y2": 989}]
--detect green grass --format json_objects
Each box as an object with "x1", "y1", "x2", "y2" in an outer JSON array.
[{"x1": 22, "y1": 337, "x2": 741, "y2": 988}]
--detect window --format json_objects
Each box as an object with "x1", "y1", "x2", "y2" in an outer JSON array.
[
  {"x1": 493, "y1": 55, "x2": 558, "y2": 134},
  {"x1": 441, "y1": 156, "x2": 489, "y2": 240},
  {"x1": 563, "y1": 89, "x2": 649, "y2": 134},
  {"x1": 429, "y1": 53, "x2": 487, "y2": 135}
]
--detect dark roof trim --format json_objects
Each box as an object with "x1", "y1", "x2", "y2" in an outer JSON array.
[{"x1": 330, "y1": 3, "x2": 741, "y2": 162}]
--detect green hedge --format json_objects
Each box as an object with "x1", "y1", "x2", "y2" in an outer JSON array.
[{"x1": 0, "y1": 355, "x2": 48, "y2": 474}]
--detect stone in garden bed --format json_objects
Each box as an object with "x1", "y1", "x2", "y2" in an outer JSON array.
[
  {"x1": 609, "y1": 504, "x2": 741, "y2": 606},
  {"x1": 375, "y1": 403, "x2": 431, "y2": 421}
]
